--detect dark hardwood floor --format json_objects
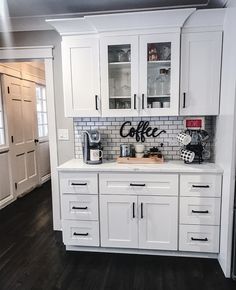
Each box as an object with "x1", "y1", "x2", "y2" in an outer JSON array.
[{"x1": 0, "y1": 182, "x2": 235, "y2": 290}]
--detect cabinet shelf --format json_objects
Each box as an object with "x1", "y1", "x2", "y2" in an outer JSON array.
[
  {"x1": 109, "y1": 96, "x2": 131, "y2": 99},
  {"x1": 109, "y1": 62, "x2": 131, "y2": 69},
  {"x1": 147, "y1": 94, "x2": 170, "y2": 98},
  {"x1": 148, "y1": 60, "x2": 171, "y2": 64}
]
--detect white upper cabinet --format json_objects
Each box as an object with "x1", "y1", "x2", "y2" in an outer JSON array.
[
  {"x1": 61, "y1": 36, "x2": 101, "y2": 117},
  {"x1": 100, "y1": 33, "x2": 180, "y2": 117},
  {"x1": 139, "y1": 33, "x2": 180, "y2": 116},
  {"x1": 180, "y1": 31, "x2": 222, "y2": 116},
  {"x1": 100, "y1": 35, "x2": 139, "y2": 117},
  {"x1": 49, "y1": 9, "x2": 225, "y2": 117}
]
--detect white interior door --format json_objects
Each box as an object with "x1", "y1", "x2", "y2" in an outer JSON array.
[
  {"x1": 36, "y1": 85, "x2": 50, "y2": 183},
  {"x1": 100, "y1": 195, "x2": 138, "y2": 248},
  {"x1": 2, "y1": 75, "x2": 39, "y2": 196},
  {"x1": 138, "y1": 196, "x2": 178, "y2": 250}
]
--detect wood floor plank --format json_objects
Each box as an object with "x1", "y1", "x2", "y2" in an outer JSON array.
[{"x1": 0, "y1": 181, "x2": 235, "y2": 290}]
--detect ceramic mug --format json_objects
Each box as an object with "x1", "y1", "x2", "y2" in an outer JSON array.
[
  {"x1": 177, "y1": 132, "x2": 192, "y2": 146},
  {"x1": 90, "y1": 149, "x2": 103, "y2": 162},
  {"x1": 180, "y1": 149, "x2": 195, "y2": 163},
  {"x1": 134, "y1": 144, "x2": 145, "y2": 153}
]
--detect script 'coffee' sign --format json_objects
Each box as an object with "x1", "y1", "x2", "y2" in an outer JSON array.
[{"x1": 120, "y1": 121, "x2": 166, "y2": 142}]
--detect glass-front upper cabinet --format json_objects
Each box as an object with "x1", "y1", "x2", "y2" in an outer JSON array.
[
  {"x1": 100, "y1": 36, "x2": 139, "y2": 117},
  {"x1": 139, "y1": 34, "x2": 180, "y2": 116}
]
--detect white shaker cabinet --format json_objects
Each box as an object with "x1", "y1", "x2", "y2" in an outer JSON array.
[
  {"x1": 100, "y1": 35, "x2": 139, "y2": 117},
  {"x1": 100, "y1": 195, "x2": 138, "y2": 248},
  {"x1": 138, "y1": 196, "x2": 178, "y2": 250},
  {"x1": 100, "y1": 33, "x2": 180, "y2": 117},
  {"x1": 139, "y1": 33, "x2": 180, "y2": 116},
  {"x1": 180, "y1": 31, "x2": 222, "y2": 116},
  {"x1": 61, "y1": 36, "x2": 101, "y2": 117},
  {"x1": 100, "y1": 194, "x2": 178, "y2": 250}
]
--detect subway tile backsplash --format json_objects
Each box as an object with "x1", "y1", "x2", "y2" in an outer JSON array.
[{"x1": 74, "y1": 116, "x2": 215, "y2": 161}]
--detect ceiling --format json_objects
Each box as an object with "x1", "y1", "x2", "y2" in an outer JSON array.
[{"x1": 6, "y1": 0, "x2": 228, "y2": 18}]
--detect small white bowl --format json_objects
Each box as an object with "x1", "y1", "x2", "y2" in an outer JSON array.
[{"x1": 134, "y1": 144, "x2": 145, "y2": 153}]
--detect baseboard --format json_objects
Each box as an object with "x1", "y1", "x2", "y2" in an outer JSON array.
[
  {"x1": 0, "y1": 195, "x2": 16, "y2": 210},
  {"x1": 65, "y1": 245, "x2": 218, "y2": 259},
  {"x1": 40, "y1": 173, "x2": 51, "y2": 185}
]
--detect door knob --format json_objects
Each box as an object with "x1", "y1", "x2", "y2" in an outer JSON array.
[{"x1": 34, "y1": 139, "x2": 39, "y2": 143}]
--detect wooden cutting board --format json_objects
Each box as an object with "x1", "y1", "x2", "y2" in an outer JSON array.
[{"x1": 117, "y1": 156, "x2": 164, "y2": 164}]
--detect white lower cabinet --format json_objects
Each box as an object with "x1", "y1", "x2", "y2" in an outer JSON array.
[
  {"x1": 179, "y1": 225, "x2": 220, "y2": 253},
  {"x1": 100, "y1": 195, "x2": 178, "y2": 250},
  {"x1": 100, "y1": 195, "x2": 138, "y2": 248},
  {"x1": 62, "y1": 220, "x2": 99, "y2": 246},
  {"x1": 59, "y1": 170, "x2": 222, "y2": 256},
  {"x1": 139, "y1": 196, "x2": 178, "y2": 250},
  {"x1": 179, "y1": 174, "x2": 222, "y2": 253}
]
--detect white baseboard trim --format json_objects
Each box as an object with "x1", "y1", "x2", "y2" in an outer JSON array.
[
  {"x1": 0, "y1": 195, "x2": 16, "y2": 210},
  {"x1": 65, "y1": 245, "x2": 218, "y2": 259},
  {"x1": 40, "y1": 173, "x2": 51, "y2": 185}
]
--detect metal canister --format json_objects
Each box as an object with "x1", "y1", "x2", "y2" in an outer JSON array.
[{"x1": 120, "y1": 144, "x2": 131, "y2": 157}]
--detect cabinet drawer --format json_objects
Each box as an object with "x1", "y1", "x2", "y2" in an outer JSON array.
[
  {"x1": 60, "y1": 172, "x2": 98, "y2": 194},
  {"x1": 62, "y1": 220, "x2": 99, "y2": 246},
  {"x1": 180, "y1": 197, "x2": 221, "y2": 226},
  {"x1": 180, "y1": 174, "x2": 222, "y2": 197},
  {"x1": 61, "y1": 195, "x2": 98, "y2": 221},
  {"x1": 179, "y1": 225, "x2": 220, "y2": 253},
  {"x1": 99, "y1": 173, "x2": 178, "y2": 196}
]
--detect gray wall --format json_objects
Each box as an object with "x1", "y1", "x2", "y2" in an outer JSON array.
[{"x1": 0, "y1": 30, "x2": 74, "y2": 165}]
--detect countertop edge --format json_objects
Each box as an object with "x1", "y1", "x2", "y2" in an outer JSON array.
[{"x1": 57, "y1": 159, "x2": 223, "y2": 174}]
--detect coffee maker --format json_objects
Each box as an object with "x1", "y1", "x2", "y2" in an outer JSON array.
[{"x1": 82, "y1": 130, "x2": 103, "y2": 164}]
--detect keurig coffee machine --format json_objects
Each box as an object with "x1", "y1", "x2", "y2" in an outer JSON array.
[{"x1": 82, "y1": 130, "x2": 103, "y2": 164}]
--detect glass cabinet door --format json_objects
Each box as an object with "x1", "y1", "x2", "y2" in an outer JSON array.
[
  {"x1": 100, "y1": 36, "x2": 139, "y2": 117},
  {"x1": 139, "y1": 34, "x2": 179, "y2": 116}
]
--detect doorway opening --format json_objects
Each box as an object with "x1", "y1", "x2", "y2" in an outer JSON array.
[{"x1": 0, "y1": 46, "x2": 59, "y2": 230}]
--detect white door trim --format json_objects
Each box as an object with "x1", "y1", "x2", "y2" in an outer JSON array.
[{"x1": 0, "y1": 46, "x2": 61, "y2": 230}]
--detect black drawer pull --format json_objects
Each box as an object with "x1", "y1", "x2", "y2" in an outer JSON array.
[
  {"x1": 73, "y1": 232, "x2": 89, "y2": 236},
  {"x1": 130, "y1": 183, "x2": 146, "y2": 187},
  {"x1": 72, "y1": 206, "x2": 88, "y2": 210},
  {"x1": 192, "y1": 185, "x2": 210, "y2": 188},
  {"x1": 192, "y1": 210, "x2": 209, "y2": 214},
  {"x1": 141, "y1": 203, "x2": 144, "y2": 219},
  {"x1": 191, "y1": 237, "x2": 208, "y2": 242},
  {"x1": 71, "y1": 182, "x2": 87, "y2": 186},
  {"x1": 132, "y1": 202, "x2": 135, "y2": 218}
]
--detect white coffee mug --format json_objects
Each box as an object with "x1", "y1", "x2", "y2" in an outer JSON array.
[
  {"x1": 181, "y1": 149, "x2": 195, "y2": 163},
  {"x1": 90, "y1": 149, "x2": 103, "y2": 162},
  {"x1": 177, "y1": 132, "x2": 192, "y2": 146}
]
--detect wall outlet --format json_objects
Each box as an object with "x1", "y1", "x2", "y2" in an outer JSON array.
[{"x1": 58, "y1": 129, "x2": 69, "y2": 141}]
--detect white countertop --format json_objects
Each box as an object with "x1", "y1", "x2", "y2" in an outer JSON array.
[{"x1": 58, "y1": 159, "x2": 223, "y2": 174}]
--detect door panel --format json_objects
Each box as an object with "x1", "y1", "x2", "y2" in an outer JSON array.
[
  {"x1": 62, "y1": 37, "x2": 101, "y2": 117},
  {"x1": 180, "y1": 31, "x2": 222, "y2": 115},
  {"x1": 138, "y1": 196, "x2": 178, "y2": 250},
  {"x1": 15, "y1": 153, "x2": 27, "y2": 185},
  {"x1": 0, "y1": 151, "x2": 13, "y2": 202},
  {"x1": 100, "y1": 195, "x2": 138, "y2": 248},
  {"x1": 27, "y1": 150, "x2": 37, "y2": 179},
  {"x1": 2, "y1": 75, "x2": 39, "y2": 196},
  {"x1": 100, "y1": 35, "x2": 139, "y2": 117}
]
